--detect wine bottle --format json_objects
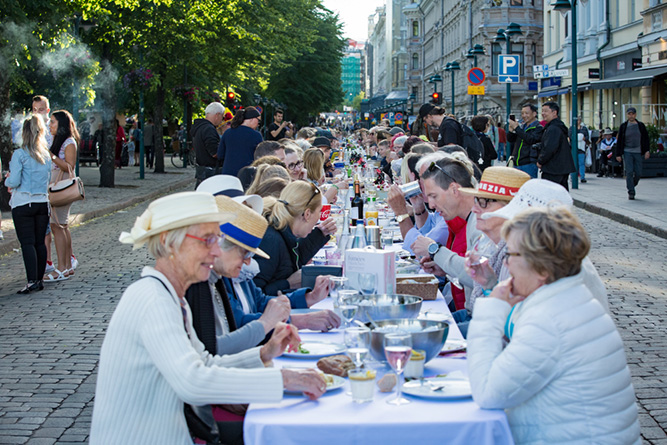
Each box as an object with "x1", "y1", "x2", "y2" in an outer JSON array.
[{"x1": 350, "y1": 175, "x2": 364, "y2": 225}]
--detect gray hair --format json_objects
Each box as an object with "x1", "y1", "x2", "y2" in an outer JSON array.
[
  {"x1": 219, "y1": 237, "x2": 238, "y2": 252},
  {"x1": 205, "y1": 102, "x2": 225, "y2": 116},
  {"x1": 416, "y1": 151, "x2": 449, "y2": 174},
  {"x1": 146, "y1": 227, "x2": 188, "y2": 259}
]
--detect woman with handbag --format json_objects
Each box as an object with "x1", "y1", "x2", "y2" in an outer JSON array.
[
  {"x1": 4, "y1": 116, "x2": 52, "y2": 294},
  {"x1": 45, "y1": 110, "x2": 80, "y2": 283}
]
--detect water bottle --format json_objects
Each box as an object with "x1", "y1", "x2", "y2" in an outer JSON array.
[{"x1": 351, "y1": 221, "x2": 367, "y2": 249}]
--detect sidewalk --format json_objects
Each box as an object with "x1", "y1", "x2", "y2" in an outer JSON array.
[
  {"x1": 0, "y1": 164, "x2": 196, "y2": 256},
  {"x1": 570, "y1": 175, "x2": 667, "y2": 240}
]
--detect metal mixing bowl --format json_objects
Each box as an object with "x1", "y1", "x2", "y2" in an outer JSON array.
[
  {"x1": 340, "y1": 294, "x2": 423, "y2": 323},
  {"x1": 367, "y1": 319, "x2": 450, "y2": 364}
]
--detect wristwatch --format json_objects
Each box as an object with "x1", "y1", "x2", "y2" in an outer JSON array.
[
  {"x1": 396, "y1": 213, "x2": 410, "y2": 223},
  {"x1": 428, "y1": 242, "x2": 441, "y2": 261}
]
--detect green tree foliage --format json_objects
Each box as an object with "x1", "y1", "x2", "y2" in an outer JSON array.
[{"x1": 266, "y1": 8, "x2": 345, "y2": 126}]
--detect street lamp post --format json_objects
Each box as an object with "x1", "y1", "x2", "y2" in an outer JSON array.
[
  {"x1": 466, "y1": 44, "x2": 486, "y2": 115},
  {"x1": 553, "y1": 0, "x2": 584, "y2": 189},
  {"x1": 444, "y1": 62, "x2": 460, "y2": 115},
  {"x1": 495, "y1": 23, "x2": 522, "y2": 152}
]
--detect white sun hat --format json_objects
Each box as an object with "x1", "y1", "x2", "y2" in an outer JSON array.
[
  {"x1": 196, "y1": 175, "x2": 263, "y2": 214},
  {"x1": 481, "y1": 178, "x2": 573, "y2": 221},
  {"x1": 119, "y1": 191, "x2": 235, "y2": 249}
]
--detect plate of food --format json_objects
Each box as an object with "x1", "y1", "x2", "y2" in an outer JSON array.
[
  {"x1": 441, "y1": 339, "x2": 467, "y2": 353},
  {"x1": 283, "y1": 341, "x2": 346, "y2": 359},
  {"x1": 285, "y1": 372, "x2": 345, "y2": 395},
  {"x1": 402, "y1": 377, "x2": 472, "y2": 400}
]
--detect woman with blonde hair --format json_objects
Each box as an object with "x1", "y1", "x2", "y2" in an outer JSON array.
[
  {"x1": 254, "y1": 181, "x2": 337, "y2": 294},
  {"x1": 45, "y1": 110, "x2": 79, "y2": 282},
  {"x1": 5, "y1": 116, "x2": 52, "y2": 293},
  {"x1": 248, "y1": 177, "x2": 289, "y2": 198},
  {"x1": 246, "y1": 164, "x2": 291, "y2": 196},
  {"x1": 302, "y1": 148, "x2": 344, "y2": 204}
]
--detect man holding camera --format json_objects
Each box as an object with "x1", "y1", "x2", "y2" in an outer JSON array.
[
  {"x1": 267, "y1": 109, "x2": 293, "y2": 141},
  {"x1": 507, "y1": 104, "x2": 543, "y2": 179}
]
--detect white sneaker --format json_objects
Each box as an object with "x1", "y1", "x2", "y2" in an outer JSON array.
[
  {"x1": 45, "y1": 261, "x2": 55, "y2": 273},
  {"x1": 0, "y1": 230, "x2": 4, "y2": 241},
  {"x1": 71, "y1": 255, "x2": 79, "y2": 270}
]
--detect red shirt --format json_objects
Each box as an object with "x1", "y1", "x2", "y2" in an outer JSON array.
[
  {"x1": 498, "y1": 127, "x2": 507, "y2": 144},
  {"x1": 445, "y1": 216, "x2": 468, "y2": 311}
]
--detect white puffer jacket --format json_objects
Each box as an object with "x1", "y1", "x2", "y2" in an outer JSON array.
[{"x1": 467, "y1": 273, "x2": 640, "y2": 445}]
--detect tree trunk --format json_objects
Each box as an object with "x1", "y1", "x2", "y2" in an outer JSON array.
[
  {"x1": 153, "y1": 83, "x2": 165, "y2": 173},
  {"x1": 98, "y1": 47, "x2": 116, "y2": 188},
  {"x1": 0, "y1": 81, "x2": 12, "y2": 211}
]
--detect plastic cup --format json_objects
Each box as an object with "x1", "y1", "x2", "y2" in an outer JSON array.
[
  {"x1": 403, "y1": 350, "x2": 425, "y2": 379},
  {"x1": 381, "y1": 229, "x2": 394, "y2": 248},
  {"x1": 348, "y1": 369, "x2": 376, "y2": 403},
  {"x1": 320, "y1": 204, "x2": 331, "y2": 221}
]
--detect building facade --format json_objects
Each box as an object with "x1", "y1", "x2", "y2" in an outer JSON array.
[{"x1": 342, "y1": 40, "x2": 366, "y2": 103}]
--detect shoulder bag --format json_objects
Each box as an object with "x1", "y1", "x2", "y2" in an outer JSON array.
[{"x1": 48, "y1": 164, "x2": 84, "y2": 208}]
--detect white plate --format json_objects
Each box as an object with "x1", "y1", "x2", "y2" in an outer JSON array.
[
  {"x1": 441, "y1": 339, "x2": 467, "y2": 353},
  {"x1": 419, "y1": 311, "x2": 453, "y2": 323},
  {"x1": 284, "y1": 374, "x2": 346, "y2": 394},
  {"x1": 283, "y1": 341, "x2": 346, "y2": 359},
  {"x1": 402, "y1": 378, "x2": 472, "y2": 400}
]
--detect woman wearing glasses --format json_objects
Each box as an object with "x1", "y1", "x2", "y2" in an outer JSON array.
[
  {"x1": 467, "y1": 206, "x2": 639, "y2": 444},
  {"x1": 91, "y1": 192, "x2": 326, "y2": 444},
  {"x1": 284, "y1": 145, "x2": 307, "y2": 181},
  {"x1": 254, "y1": 181, "x2": 337, "y2": 295}
]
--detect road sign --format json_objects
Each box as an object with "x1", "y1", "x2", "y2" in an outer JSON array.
[
  {"x1": 533, "y1": 64, "x2": 549, "y2": 72},
  {"x1": 533, "y1": 69, "x2": 569, "y2": 79},
  {"x1": 468, "y1": 86, "x2": 485, "y2": 95},
  {"x1": 255, "y1": 106, "x2": 263, "y2": 115},
  {"x1": 394, "y1": 112, "x2": 404, "y2": 124},
  {"x1": 498, "y1": 54, "x2": 520, "y2": 83},
  {"x1": 468, "y1": 67, "x2": 485, "y2": 85}
]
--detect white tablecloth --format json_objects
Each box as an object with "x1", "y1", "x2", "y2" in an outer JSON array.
[{"x1": 244, "y1": 295, "x2": 514, "y2": 445}]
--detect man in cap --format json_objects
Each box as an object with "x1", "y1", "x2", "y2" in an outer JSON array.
[
  {"x1": 419, "y1": 103, "x2": 462, "y2": 147},
  {"x1": 615, "y1": 107, "x2": 650, "y2": 200},
  {"x1": 191, "y1": 101, "x2": 223, "y2": 187}
]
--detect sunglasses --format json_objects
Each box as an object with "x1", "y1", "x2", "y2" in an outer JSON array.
[
  {"x1": 474, "y1": 196, "x2": 499, "y2": 209},
  {"x1": 427, "y1": 161, "x2": 454, "y2": 182},
  {"x1": 305, "y1": 183, "x2": 321, "y2": 207},
  {"x1": 288, "y1": 160, "x2": 303, "y2": 170},
  {"x1": 502, "y1": 251, "x2": 522, "y2": 263},
  {"x1": 186, "y1": 233, "x2": 222, "y2": 248}
]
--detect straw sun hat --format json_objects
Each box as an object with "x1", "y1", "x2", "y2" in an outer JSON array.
[
  {"x1": 214, "y1": 196, "x2": 270, "y2": 259},
  {"x1": 119, "y1": 192, "x2": 235, "y2": 249},
  {"x1": 481, "y1": 178, "x2": 574, "y2": 221},
  {"x1": 459, "y1": 166, "x2": 531, "y2": 201}
]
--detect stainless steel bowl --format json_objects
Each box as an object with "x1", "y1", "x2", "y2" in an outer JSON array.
[
  {"x1": 340, "y1": 294, "x2": 423, "y2": 323},
  {"x1": 367, "y1": 319, "x2": 450, "y2": 364}
]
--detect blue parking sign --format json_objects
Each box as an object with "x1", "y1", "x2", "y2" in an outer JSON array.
[{"x1": 498, "y1": 55, "x2": 520, "y2": 83}]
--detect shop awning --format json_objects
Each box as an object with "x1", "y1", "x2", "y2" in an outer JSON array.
[
  {"x1": 385, "y1": 90, "x2": 409, "y2": 101},
  {"x1": 591, "y1": 65, "x2": 667, "y2": 90},
  {"x1": 537, "y1": 86, "x2": 570, "y2": 98}
]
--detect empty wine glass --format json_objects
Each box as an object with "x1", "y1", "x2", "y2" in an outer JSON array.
[
  {"x1": 384, "y1": 332, "x2": 413, "y2": 406},
  {"x1": 344, "y1": 326, "x2": 371, "y2": 369},
  {"x1": 358, "y1": 273, "x2": 377, "y2": 295}
]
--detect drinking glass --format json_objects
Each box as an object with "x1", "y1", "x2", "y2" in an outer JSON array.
[
  {"x1": 467, "y1": 235, "x2": 495, "y2": 267},
  {"x1": 358, "y1": 273, "x2": 377, "y2": 295},
  {"x1": 336, "y1": 289, "x2": 360, "y2": 320},
  {"x1": 384, "y1": 332, "x2": 413, "y2": 405},
  {"x1": 339, "y1": 303, "x2": 359, "y2": 328},
  {"x1": 329, "y1": 276, "x2": 349, "y2": 301},
  {"x1": 344, "y1": 326, "x2": 371, "y2": 369},
  {"x1": 381, "y1": 229, "x2": 394, "y2": 248}
]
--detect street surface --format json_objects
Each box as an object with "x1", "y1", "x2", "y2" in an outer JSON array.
[{"x1": 1, "y1": 193, "x2": 666, "y2": 444}]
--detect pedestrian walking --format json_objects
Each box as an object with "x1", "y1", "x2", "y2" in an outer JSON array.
[
  {"x1": 615, "y1": 107, "x2": 650, "y2": 200},
  {"x1": 577, "y1": 117, "x2": 590, "y2": 183},
  {"x1": 537, "y1": 102, "x2": 575, "y2": 190},
  {"x1": 5, "y1": 116, "x2": 52, "y2": 294}
]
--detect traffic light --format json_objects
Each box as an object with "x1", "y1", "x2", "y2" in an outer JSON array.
[
  {"x1": 226, "y1": 91, "x2": 236, "y2": 108},
  {"x1": 431, "y1": 92, "x2": 441, "y2": 105}
]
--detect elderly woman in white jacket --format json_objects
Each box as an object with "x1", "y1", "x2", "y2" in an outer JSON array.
[
  {"x1": 90, "y1": 192, "x2": 326, "y2": 444},
  {"x1": 467, "y1": 207, "x2": 639, "y2": 445}
]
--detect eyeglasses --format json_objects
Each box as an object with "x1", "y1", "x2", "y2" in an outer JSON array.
[
  {"x1": 305, "y1": 183, "x2": 321, "y2": 207},
  {"x1": 237, "y1": 246, "x2": 255, "y2": 260},
  {"x1": 474, "y1": 196, "x2": 499, "y2": 209},
  {"x1": 288, "y1": 160, "x2": 303, "y2": 170},
  {"x1": 427, "y1": 161, "x2": 454, "y2": 182},
  {"x1": 186, "y1": 233, "x2": 222, "y2": 248},
  {"x1": 502, "y1": 251, "x2": 522, "y2": 263}
]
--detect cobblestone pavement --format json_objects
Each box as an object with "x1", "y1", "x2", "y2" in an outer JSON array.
[{"x1": 0, "y1": 199, "x2": 666, "y2": 443}]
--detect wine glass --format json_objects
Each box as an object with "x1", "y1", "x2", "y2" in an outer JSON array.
[
  {"x1": 358, "y1": 273, "x2": 377, "y2": 295},
  {"x1": 335, "y1": 289, "x2": 360, "y2": 320},
  {"x1": 383, "y1": 332, "x2": 413, "y2": 406},
  {"x1": 467, "y1": 235, "x2": 496, "y2": 267},
  {"x1": 339, "y1": 303, "x2": 359, "y2": 328},
  {"x1": 329, "y1": 276, "x2": 349, "y2": 301},
  {"x1": 344, "y1": 326, "x2": 371, "y2": 369}
]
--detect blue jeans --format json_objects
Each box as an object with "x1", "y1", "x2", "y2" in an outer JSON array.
[
  {"x1": 624, "y1": 152, "x2": 643, "y2": 196},
  {"x1": 452, "y1": 309, "x2": 472, "y2": 339},
  {"x1": 516, "y1": 163, "x2": 538, "y2": 178},
  {"x1": 577, "y1": 152, "x2": 586, "y2": 180},
  {"x1": 497, "y1": 142, "x2": 506, "y2": 160}
]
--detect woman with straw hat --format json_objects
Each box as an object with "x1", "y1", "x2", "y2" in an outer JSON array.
[
  {"x1": 449, "y1": 166, "x2": 531, "y2": 337},
  {"x1": 90, "y1": 191, "x2": 326, "y2": 444}
]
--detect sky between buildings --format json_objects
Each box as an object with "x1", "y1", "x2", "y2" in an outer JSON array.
[{"x1": 321, "y1": 0, "x2": 385, "y2": 42}]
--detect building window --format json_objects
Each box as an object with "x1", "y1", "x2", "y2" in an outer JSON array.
[
  {"x1": 649, "y1": 0, "x2": 661, "y2": 6},
  {"x1": 653, "y1": 11, "x2": 663, "y2": 31},
  {"x1": 510, "y1": 0, "x2": 523, "y2": 5},
  {"x1": 412, "y1": 53, "x2": 419, "y2": 70},
  {"x1": 412, "y1": 20, "x2": 419, "y2": 37}
]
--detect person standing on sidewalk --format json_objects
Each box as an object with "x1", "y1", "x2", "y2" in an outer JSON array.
[
  {"x1": 577, "y1": 117, "x2": 590, "y2": 183},
  {"x1": 508, "y1": 104, "x2": 543, "y2": 179},
  {"x1": 5, "y1": 116, "x2": 52, "y2": 294},
  {"x1": 537, "y1": 102, "x2": 575, "y2": 190},
  {"x1": 144, "y1": 118, "x2": 155, "y2": 169},
  {"x1": 616, "y1": 107, "x2": 650, "y2": 200},
  {"x1": 191, "y1": 101, "x2": 223, "y2": 187}
]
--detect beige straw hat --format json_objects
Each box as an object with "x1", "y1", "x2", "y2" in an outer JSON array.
[
  {"x1": 459, "y1": 166, "x2": 531, "y2": 201},
  {"x1": 214, "y1": 196, "x2": 270, "y2": 259},
  {"x1": 119, "y1": 192, "x2": 235, "y2": 249}
]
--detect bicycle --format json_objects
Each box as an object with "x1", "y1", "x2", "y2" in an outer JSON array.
[{"x1": 171, "y1": 141, "x2": 196, "y2": 168}]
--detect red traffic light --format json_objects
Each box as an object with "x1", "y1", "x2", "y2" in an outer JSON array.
[
  {"x1": 431, "y1": 92, "x2": 440, "y2": 104},
  {"x1": 226, "y1": 92, "x2": 236, "y2": 101}
]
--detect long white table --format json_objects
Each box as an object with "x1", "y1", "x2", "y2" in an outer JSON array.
[{"x1": 243, "y1": 295, "x2": 514, "y2": 445}]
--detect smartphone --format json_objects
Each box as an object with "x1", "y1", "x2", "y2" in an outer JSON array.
[{"x1": 509, "y1": 114, "x2": 516, "y2": 121}]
